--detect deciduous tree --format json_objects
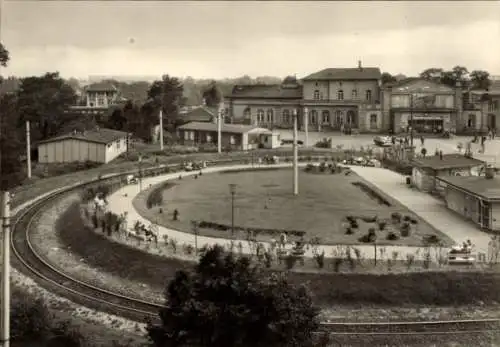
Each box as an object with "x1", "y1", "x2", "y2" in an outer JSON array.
[
  {"x1": 470, "y1": 70, "x2": 491, "y2": 90},
  {"x1": 16, "y1": 72, "x2": 78, "y2": 141},
  {"x1": 147, "y1": 245, "x2": 320, "y2": 347},
  {"x1": 419, "y1": 68, "x2": 443, "y2": 82},
  {"x1": 147, "y1": 75, "x2": 184, "y2": 128},
  {"x1": 381, "y1": 72, "x2": 397, "y2": 85},
  {"x1": 202, "y1": 80, "x2": 223, "y2": 107}
]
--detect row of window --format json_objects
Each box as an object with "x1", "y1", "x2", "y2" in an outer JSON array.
[
  {"x1": 313, "y1": 89, "x2": 372, "y2": 101},
  {"x1": 183, "y1": 130, "x2": 236, "y2": 145},
  {"x1": 489, "y1": 100, "x2": 499, "y2": 112}
]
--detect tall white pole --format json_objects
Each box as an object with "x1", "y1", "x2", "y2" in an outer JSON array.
[
  {"x1": 159, "y1": 109, "x2": 164, "y2": 151},
  {"x1": 26, "y1": 121, "x2": 31, "y2": 179},
  {"x1": 1, "y1": 191, "x2": 10, "y2": 347},
  {"x1": 217, "y1": 104, "x2": 223, "y2": 154},
  {"x1": 304, "y1": 107, "x2": 309, "y2": 148},
  {"x1": 293, "y1": 109, "x2": 299, "y2": 196}
]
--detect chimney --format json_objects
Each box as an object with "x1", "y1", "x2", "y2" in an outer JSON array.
[
  {"x1": 485, "y1": 165, "x2": 495, "y2": 179},
  {"x1": 358, "y1": 60, "x2": 362, "y2": 70}
]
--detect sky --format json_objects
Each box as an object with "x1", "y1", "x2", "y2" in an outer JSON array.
[{"x1": 1, "y1": 1, "x2": 500, "y2": 80}]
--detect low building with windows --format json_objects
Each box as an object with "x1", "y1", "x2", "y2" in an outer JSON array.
[
  {"x1": 462, "y1": 80, "x2": 500, "y2": 134},
  {"x1": 411, "y1": 153, "x2": 484, "y2": 193},
  {"x1": 382, "y1": 78, "x2": 462, "y2": 134},
  {"x1": 37, "y1": 128, "x2": 128, "y2": 164},
  {"x1": 437, "y1": 167, "x2": 500, "y2": 231},
  {"x1": 177, "y1": 122, "x2": 280, "y2": 150}
]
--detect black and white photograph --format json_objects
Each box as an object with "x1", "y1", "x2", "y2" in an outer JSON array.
[{"x1": 1, "y1": 1, "x2": 500, "y2": 346}]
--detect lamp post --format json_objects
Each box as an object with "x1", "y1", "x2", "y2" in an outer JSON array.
[
  {"x1": 191, "y1": 220, "x2": 199, "y2": 256},
  {"x1": 409, "y1": 93, "x2": 414, "y2": 148},
  {"x1": 217, "y1": 102, "x2": 224, "y2": 154},
  {"x1": 138, "y1": 155, "x2": 143, "y2": 192},
  {"x1": 303, "y1": 107, "x2": 309, "y2": 148},
  {"x1": 1, "y1": 192, "x2": 11, "y2": 347},
  {"x1": 292, "y1": 109, "x2": 299, "y2": 196},
  {"x1": 229, "y1": 184, "x2": 236, "y2": 240}
]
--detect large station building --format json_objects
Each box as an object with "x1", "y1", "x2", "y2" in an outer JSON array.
[{"x1": 225, "y1": 62, "x2": 500, "y2": 135}]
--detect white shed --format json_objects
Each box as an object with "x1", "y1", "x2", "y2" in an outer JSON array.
[{"x1": 37, "y1": 128, "x2": 128, "y2": 164}]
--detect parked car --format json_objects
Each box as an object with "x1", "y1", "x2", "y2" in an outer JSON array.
[
  {"x1": 281, "y1": 139, "x2": 304, "y2": 146},
  {"x1": 373, "y1": 136, "x2": 392, "y2": 147},
  {"x1": 126, "y1": 174, "x2": 138, "y2": 184}
]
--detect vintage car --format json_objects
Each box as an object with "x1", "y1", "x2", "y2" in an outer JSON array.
[{"x1": 373, "y1": 135, "x2": 393, "y2": 147}]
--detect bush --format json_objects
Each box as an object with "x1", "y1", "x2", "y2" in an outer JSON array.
[
  {"x1": 386, "y1": 232, "x2": 399, "y2": 241},
  {"x1": 285, "y1": 255, "x2": 298, "y2": 270},
  {"x1": 403, "y1": 215, "x2": 411, "y2": 222},
  {"x1": 391, "y1": 212, "x2": 402, "y2": 223},
  {"x1": 400, "y1": 222, "x2": 411, "y2": 237},
  {"x1": 314, "y1": 251, "x2": 325, "y2": 269},
  {"x1": 361, "y1": 215, "x2": 377, "y2": 223},
  {"x1": 344, "y1": 227, "x2": 354, "y2": 235},
  {"x1": 377, "y1": 221, "x2": 387, "y2": 231},
  {"x1": 423, "y1": 234, "x2": 441, "y2": 245}
]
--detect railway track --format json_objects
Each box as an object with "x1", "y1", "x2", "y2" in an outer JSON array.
[{"x1": 9, "y1": 166, "x2": 500, "y2": 337}]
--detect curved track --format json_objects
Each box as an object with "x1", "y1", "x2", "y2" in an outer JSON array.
[{"x1": 9, "y1": 163, "x2": 500, "y2": 337}]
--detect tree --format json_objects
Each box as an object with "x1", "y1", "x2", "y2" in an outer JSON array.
[
  {"x1": 147, "y1": 245, "x2": 320, "y2": 347},
  {"x1": 0, "y1": 42, "x2": 9, "y2": 67},
  {"x1": 419, "y1": 68, "x2": 443, "y2": 82},
  {"x1": 16, "y1": 72, "x2": 78, "y2": 141},
  {"x1": 147, "y1": 75, "x2": 184, "y2": 128},
  {"x1": 470, "y1": 70, "x2": 491, "y2": 90},
  {"x1": 381, "y1": 72, "x2": 397, "y2": 85},
  {"x1": 202, "y1": 81, "x2": 223, "y2": 107},
  {"x1": 440, "y1": 70, "x2": 457, "y2": 88},
  {"x1": 451, "y1": 65, "x2": 469, "y2": 84}
]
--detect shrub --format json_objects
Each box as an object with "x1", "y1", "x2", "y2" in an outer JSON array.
[
  {"x1": 263, "y1": 251, "x2": 273, "y2": 268},
  {"x1": 361, "y1": 215, "x2": 377, "y2": 223},
  {"x1": 305, "y1": 164, "x2": 314, "y2": 172},
  {"x1": 314, "y1": 251, "x2": 325, "y2": 269},
  {"x1": 386, "y1": 232, "x2": 399, "y2": 241},
  {"x1": 350, "y1": 220, "x2": 359, "y2": 229},
  {"x1": 184, "y1": 244, "x2": 194, "y2": 255},
  {"x1": 378, "y1": 221, "x2": 387, "y2": 231},
  {"x1": 410, "y1": 218, "x2": 418, "y2": 225},
  {"x1": 400, "y1": 222, "x2": 411, "y2": 237},
  {"x1": 333, "y1": 258, "x2": 343, "y2": 272},
  {"x1": 423, "y1": 234, "x2": 441, "y2": 245},
  {"x1": 405, "y1": 254, "x2": 415, "y2": 270},
  {"x1": 403, "y1": 215, "x2": 412, "y2": 222},
  {"x1": 391, "y1": 212, "x2": 402, "y2": 223},
  {"x1": 285, "y1": 255, "x2": 298, "y2": 270},
  {"x1": 344, "y1": 227, "x2": 354, "y2": 235}
]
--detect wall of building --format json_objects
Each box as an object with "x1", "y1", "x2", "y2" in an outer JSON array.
[
  {"x1": 445, "y1": 186, "x2": 467, "y2": 216},
  {"x1": 230, "y1": 99, "x2": 300, "y2": 128},
  {"x1": 303, "y1": 80, "x2": 380, "y2": 102},
  {"x1": 39, "y1": 139, "x2": 107, "y2": 163},
  {"x1": 105, "y1": 137, "x2": 127, "y2": 163},
  {"x1": 179, "y1": 129, "x2": 245, "y2": 150},
  {"x1": 491, "y1": 202, "x2": 500, "y2": 231},
  {"x1": 412, "y1": 167, "x2": 435, "y2": 192}
]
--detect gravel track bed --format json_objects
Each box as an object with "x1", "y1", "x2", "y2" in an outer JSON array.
[{"x1": 29, "y1": 193, "x2": 165, "y2": 305}]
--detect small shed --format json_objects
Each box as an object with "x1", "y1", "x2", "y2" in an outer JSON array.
[
  {"x1": 37, "y1": 128, "x2": 128, "y2": 164},
  {"x1": 411, "y1": 153, "x2": 484, "y2": 193},
  {"x1": 437, "y1": 167, "x2": 500, "y2": 231},
  {"x1": 177, "y1": 122, "x2": 280, "y2": 150}
]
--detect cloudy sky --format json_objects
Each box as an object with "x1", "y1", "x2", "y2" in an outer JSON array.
[{"x1": 2, "y1": 1, "x2": 500, "y2": 79}]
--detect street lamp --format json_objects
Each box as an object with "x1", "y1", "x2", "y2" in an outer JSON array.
[
  {"x1": 229, "y1": 184, "x2": 236, "y2": 240},
  {"x1": 191, "y1": 220, "x2": 199, "y2": 256},
  {"x1": 303, "y1": 107, "x2": 309, "y2": 148},
  {"x1": 138, "y1": 155, "x2": 143, "y2": 192},
  {"x1": 292, "y1": 109, "x2": 299, "y2": 196}
]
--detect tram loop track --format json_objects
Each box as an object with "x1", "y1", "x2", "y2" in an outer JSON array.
[{"x1": 8, "y1": 163, "x2": 500, "y2": 337}]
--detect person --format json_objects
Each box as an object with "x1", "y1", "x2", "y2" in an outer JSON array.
[{"x1": 420, "y1": 136, "x2": 425, "y2": 146}]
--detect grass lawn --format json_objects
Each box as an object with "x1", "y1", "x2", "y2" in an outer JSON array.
[{"x1": 134, "y1": 168, "x2": 453, "y2": 247}]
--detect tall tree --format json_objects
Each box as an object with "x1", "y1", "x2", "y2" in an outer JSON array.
[
  {"x1": 0, "y1": 93, "x2": 22, "y2": 190},
  {"x1": 202, "y1": 80, "x2": 223, "y2": 107},
  {"x1": 451, "y1": 65, "x2": 469, "y2": 84},
  {"x1": 16, "y1": 72, "x2": 78, "y2": 141},
  {"x1": 419, "y1": 68, "x2": 443, "y2": 82},
  {"x1": 381, "y1": 72, "x2": 397, "y2": 85},
  {"x1": 147, "y1": 245, "x2": 320, "y2": 347},
  {"x1": 0, "y1": 43, "x2": 9, "y2": 67},
  {"x1": 470, "y1": 70, "x2": 491, "y2": 90},
  {"x1": 147, "y1": 74, "x2": 184, "y2": 128},
  {"x1": 440, "y1": 71, "x2": 457, "y2": 87}
]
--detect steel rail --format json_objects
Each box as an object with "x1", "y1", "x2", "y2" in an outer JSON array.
[{"x1": 8, "y1": 160, "x2": 500, "y2": 336}]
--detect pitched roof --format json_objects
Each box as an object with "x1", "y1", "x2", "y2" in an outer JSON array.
[
  {"x1": 180, "y1": 106, "x2": 215, "y2": 123},
  {"x1": 302, "y1": 67, "x2": 381, "y2": 81},
  {"x1": 178, "y1": 121, "x2": 264, "y2": 134},
  {"x1": 228, "y1": 84, "x2": 303, "y2": 99},
  {"x1": 390, "y1": 78, "x2": 455, "y2": 93},
  {"x1": 37, "y1": 128, "x2": 128, "y2": 146},
  {"x1": 85, "y1": 82, "x2": 118, "y2": 92},
  {"x1": 437, "y1": 175, "x2": 500, "y2": 200},
  {"x1": 411, "y1": 153, "x2": 484, "y2": 170}
]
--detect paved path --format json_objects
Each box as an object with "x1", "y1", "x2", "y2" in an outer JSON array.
[
  {"x1": 349, "y1": 166, "x2": 492, "y2": 255},
  {"x1": 106, "y1": 164, "x2": 459, "y2": 262}
]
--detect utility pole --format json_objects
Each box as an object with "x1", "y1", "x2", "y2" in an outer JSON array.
[
  {"x1": 26, "y1": 120, "x2": 31, "y2": 179},
  {"x1": 292, "y1": 109, "x2": 299, "y2": 195},
  {"x1": 1, "y1": 191, "x2": 11, "y2": 347},
  {"x1": 217, "y1": 103, "x2": 223, "y2": 154},
  {"x1": 159, "y1": 109, "x2": 164, "y2": 151},
  {"x1": 304, "y1": 107, "x2": 309, "y2": 148},
  {"x1": 229, "y1": 184, "x2": 236, "y2": 239},
  {"x1": 138, "y1": 155, "x2": 143, "y2": 192},
  {"x1": 191, "y1": 221, "x2": 198, "y2": 256},
  {"x1": 409, "y1": 94, "x2": 414, "y2": 149}
]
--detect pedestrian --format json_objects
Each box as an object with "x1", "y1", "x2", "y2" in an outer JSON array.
[{"x1": 420, "y1": 136, "x2": 424, "y2": 146}]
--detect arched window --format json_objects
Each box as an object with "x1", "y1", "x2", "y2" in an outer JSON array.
[
  {"x1": 266, "y1": 109, "x2": 274, "y2": 123},
  {"x1": 337, "y1": 90, "x2": 344, "y2": 100},
  {"x1": 310, "y1": 110, "x2": 317, "y2": 125},
  {"x1": 243, "y1": 107, "x2": 251, "y2": 117},
  {"x1": 366, "y1": 90, "x2": 372, "y2": 102},
  {"x1": 257, "y1": 109, "x2": 265, "y2": 123},
  {"x1": 282, "y1": 109, "x2": 290, "y2": 123},
  {"x1": 351, "y1": 89, "x2": 358, "y2": 100},
  {"x1": 314, "y1": 90, "x2": 320, "y2": 100},
  {"x1": 322, "y1": 110, "x2": 330, "y2": 124}
]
